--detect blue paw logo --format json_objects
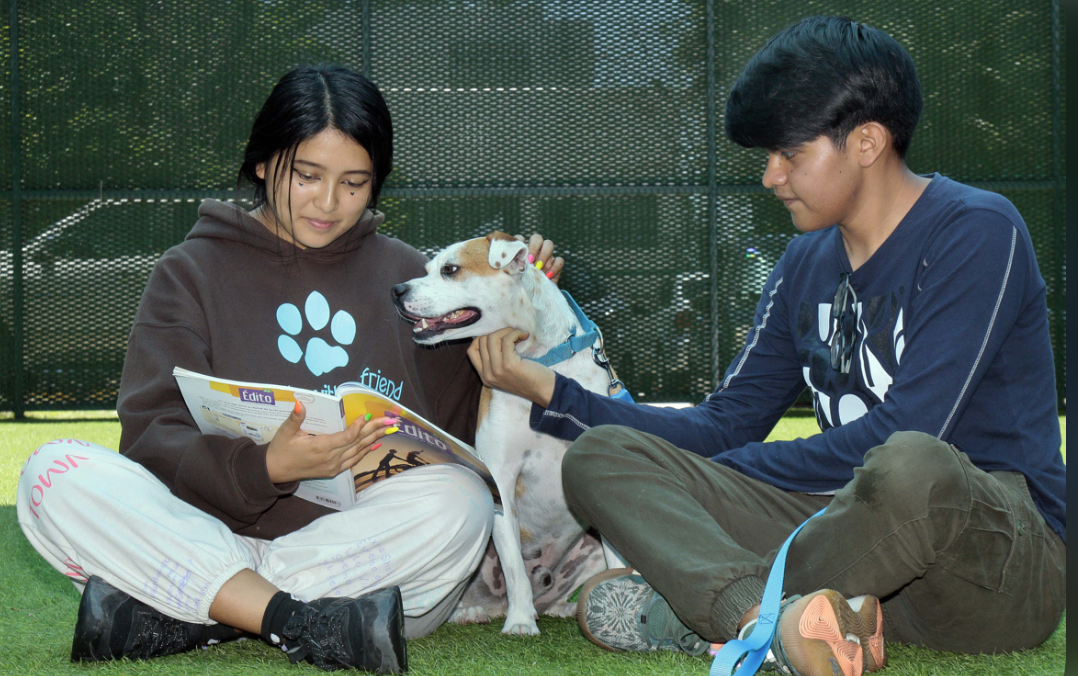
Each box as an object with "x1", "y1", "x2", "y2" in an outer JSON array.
[{"x1": 276, "y1": 291, "x2": 356, "y2": 377}]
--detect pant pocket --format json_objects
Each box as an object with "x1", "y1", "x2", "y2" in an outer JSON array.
[{"x1": 935, "y1": 471, "x2": 1016, "y2": 593}]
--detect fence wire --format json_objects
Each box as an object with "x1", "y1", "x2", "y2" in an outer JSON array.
[{"x1": 0, "y1": 0, "x2": 1065, "y2": 413}]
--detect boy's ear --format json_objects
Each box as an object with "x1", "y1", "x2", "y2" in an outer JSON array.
[
  {"x1": 856, "y1": 122, "x2": 889, "y2": 167},
  {"x1": 487, "y1": 231, "x2": 529, "y2": 275}
]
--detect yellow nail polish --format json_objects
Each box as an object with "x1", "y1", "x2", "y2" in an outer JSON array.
[
  {"x1": 535, "y1": 260, "x2": 544, "y2": 270},
  {"x1": 364, "y1": 413, "x2": 372, "y2": 421},
  {"x1": 385, "y1": 427, "x2": 399, "y2": 435}
]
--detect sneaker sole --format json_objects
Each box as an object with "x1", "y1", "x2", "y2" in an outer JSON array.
[
  {"x1": 848, "y1": 595, "x2": 885, "y2": 672},
  {"x1": 360, "y1": 586, "x2": 408, "y2": 674},
  {"x1": 70, "y1": 576, "x2": 115, "y2": 661},
  {"x1": 575, "y1": 567, "x2": 644, "y2": 652},
  {"x1": 779, "y1": 590, "x2": 884, "y2": 676}
]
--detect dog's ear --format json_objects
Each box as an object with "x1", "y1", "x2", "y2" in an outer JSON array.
[{"x1": 487, "y1": 232, "x2": 529, "y2": 275}]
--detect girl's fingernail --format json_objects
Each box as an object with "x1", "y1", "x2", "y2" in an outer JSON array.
[
  {"x1": 364, "y1": 413, "x2": 372, "y2": 421},
  {"x1": 293, "y1": 401, "x2": 302, "y2": 414},
  {"x1": 371, "y1": 443, "x2": 383, "y2": 451},
  {"x1": 546, "y1": 270, "x2": 555, "y2": 279},
  {"x1": 384, "y1": 417, "x2": 399, "y2": 425},
  {"x1": 527, "y1": 254, "x2": 535, "y2": 264},
  {"x1": 535, "y1": 260, "x2": 544, "y2": 270},
  {"x1": 385, "y1": 427, "x2": 399, "y2": 435}
]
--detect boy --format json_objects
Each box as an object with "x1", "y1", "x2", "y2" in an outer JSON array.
[{"x1": 468, "y1": 16, "x2": 1066, "y2": 675}]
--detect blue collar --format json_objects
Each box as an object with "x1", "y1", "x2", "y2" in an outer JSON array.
[{"x1": 524, "y1": 291, "x2": 600, "y2": 367}]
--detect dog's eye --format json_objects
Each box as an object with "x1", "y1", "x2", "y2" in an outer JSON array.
[{"x1": 440, "y1": 264, "x2": 460, "y2": 278}]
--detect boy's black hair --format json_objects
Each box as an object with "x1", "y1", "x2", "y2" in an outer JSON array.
[{"x1": 725, "y1": 16, "x2": 923, "y2": 158}]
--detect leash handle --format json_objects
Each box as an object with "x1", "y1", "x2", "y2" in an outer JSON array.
[{"x1": 709, "y1": 507, "x2": 827, "y2": 676}]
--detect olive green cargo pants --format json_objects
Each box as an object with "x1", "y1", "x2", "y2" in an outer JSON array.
[{"x1": 562, "y1": 428, "x2": 1065, "y2": 653}]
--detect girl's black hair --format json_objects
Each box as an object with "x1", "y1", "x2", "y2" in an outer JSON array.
[
  {"x1": 725, "y1": 16, "x2": 922, "y2": 158},
  {"x1": 237, "y1": 64, "x2": 393, "y2": 222}
]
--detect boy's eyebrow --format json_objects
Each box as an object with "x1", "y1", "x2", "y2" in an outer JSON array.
[{"x1": 293, "y1": 159, "x2": 372, "y2": 175}]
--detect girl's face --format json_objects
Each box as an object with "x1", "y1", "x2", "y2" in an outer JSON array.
[{"x1": 255, "y1": 128, "x2": 374, "y2": 249}]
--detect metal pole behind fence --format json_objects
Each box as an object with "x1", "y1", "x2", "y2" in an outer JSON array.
[{"x1": 9, "y1": 0, "x2": 22, "y2": 418}]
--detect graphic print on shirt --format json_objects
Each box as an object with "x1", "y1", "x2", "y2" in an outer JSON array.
[
  {"x1": 275, "y1": 291, "x2": 356, "y2": 377},
  {"x1": 797, "y1": 286, "x2": 907, "y2": 431}
]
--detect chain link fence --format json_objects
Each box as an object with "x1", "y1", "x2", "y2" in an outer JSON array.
[{"x1": 0, "y1": 0, "x2": 1065, "y2": 413}]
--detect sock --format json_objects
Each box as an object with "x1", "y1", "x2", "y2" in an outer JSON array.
[
  {"x1": 197, "y1": 621, "x2": 245, "y2": 647},
  {"x1": 260, "y1": 591, "x2": 306, "y2": 647}
]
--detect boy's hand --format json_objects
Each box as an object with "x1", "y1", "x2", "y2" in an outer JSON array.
[
  {"x1": 516, "y1": 233, "x2": 564, "y2": 284},
  {"x1": 266, "y1": 403, "x2": 400, "y2": 484},
  {"x1": 468, "y1": 328, "x2": 557, "y2": 408}
]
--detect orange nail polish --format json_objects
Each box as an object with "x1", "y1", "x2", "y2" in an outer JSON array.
[
  {"x1": 546, "y1": 270, "x2": 555, "y2": 279},
  {"x1": 293, "y1": 401, "x2": 302, "y2": 414},
  {"x1": 371, "y1": 443, "x2": 383, "y2": 451}
]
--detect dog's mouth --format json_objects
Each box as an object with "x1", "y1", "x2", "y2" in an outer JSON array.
[{"x1": 398, "y1": 307, "x2": 482, "y2": 341}]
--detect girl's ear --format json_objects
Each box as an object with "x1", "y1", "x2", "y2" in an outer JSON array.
[
  {"x1": 487, "y1": 232, "x2": 529, "y2": 275},
  {"x1": 255, "y1": 162, "x2": 266, "y2": 181}
]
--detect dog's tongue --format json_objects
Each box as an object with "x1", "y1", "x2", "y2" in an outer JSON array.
[{"x1": 413, "y1": 309, "x2": 478, "y2": 333}]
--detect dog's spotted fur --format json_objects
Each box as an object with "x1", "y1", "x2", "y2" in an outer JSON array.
[{"x1": 393, "y1": 232, "x2": 612, "y2": 635}]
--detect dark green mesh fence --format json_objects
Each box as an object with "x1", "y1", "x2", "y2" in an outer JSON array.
[{"x1": 0, "y1": 0, "x2": 1065, "y2": 413}]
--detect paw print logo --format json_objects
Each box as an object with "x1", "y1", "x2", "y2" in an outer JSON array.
[{"x1": 276, "y1": 291, "x2": 357, "y2": 377}]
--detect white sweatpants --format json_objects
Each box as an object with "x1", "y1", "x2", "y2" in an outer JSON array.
[{"x1": 17, "y1": 439, "x2": 494, "y2": 637}]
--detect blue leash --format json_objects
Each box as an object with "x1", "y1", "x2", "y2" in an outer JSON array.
[{"x1": 709, "y1": 507, "x2": 827, "y2": 676}]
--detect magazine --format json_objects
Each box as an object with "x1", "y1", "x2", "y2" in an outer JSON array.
[{"x1": 172, "y1": 367, "x2": 494, "y2": 510}]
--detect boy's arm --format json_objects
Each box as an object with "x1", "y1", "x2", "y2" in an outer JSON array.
[
  {"x1": 715, "y1": 207, "x2": 1039, "y2": 491},
  {"x1": 530, "y1": 259, "x2": 807, "y2": 455}
]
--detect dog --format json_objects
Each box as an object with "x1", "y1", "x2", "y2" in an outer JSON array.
[{"x1": 391, "y1": 231, "x2": 618, "y2": 635}]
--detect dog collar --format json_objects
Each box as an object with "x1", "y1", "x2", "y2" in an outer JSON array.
[
  {"x1": 526, "y1": 291, "x2": 633, "y2": 402},
  {"x1": 525, "y1": 291, "x2": 600, "y2": 367}
]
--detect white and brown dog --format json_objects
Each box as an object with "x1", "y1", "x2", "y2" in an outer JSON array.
[{"x1": 391, "y1": 231, "x2": 619, "y2": 635}]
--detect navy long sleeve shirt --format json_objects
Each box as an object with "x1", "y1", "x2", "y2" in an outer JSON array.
[{"x1": 531, "y1": 175, "x2": 1066, "y2": 543}]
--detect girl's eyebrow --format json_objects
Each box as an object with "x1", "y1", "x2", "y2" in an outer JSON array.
[{"x1": 293, "y1": 159, "x2": 371, "y2": 175}]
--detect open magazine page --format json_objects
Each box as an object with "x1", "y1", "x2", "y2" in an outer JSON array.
[
  {"x1": 172, "y1": 367, "x2": 357, "y2": 510},
  {"x1": 336, "y1": 382, "x2": 496, "y2": 495}
]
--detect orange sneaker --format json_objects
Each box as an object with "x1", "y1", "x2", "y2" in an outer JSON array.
[{"x1": 742, "y1": 590, "x2": 885, "y2": 676}]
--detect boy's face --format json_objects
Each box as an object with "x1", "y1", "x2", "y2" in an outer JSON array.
[{"x1": 761, "y1": 132, "x2": 862, "y2": 233}]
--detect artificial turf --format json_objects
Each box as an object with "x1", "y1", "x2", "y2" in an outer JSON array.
[{"x1": 0, "y1": 412, "x2": 1065, "y2": 675}]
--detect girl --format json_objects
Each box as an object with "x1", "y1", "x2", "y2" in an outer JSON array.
[{"x1": 17, "y1": 63, "x2": 561, "y2": 673}]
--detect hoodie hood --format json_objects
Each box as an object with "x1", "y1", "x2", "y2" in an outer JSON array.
[{"x1": 187, "y1": 199, "x2": 385, "y2": 260}]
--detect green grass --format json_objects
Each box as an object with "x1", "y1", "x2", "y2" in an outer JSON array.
[{"x1": 0, "y1": 412, "x2": 1066, "y2": 675}]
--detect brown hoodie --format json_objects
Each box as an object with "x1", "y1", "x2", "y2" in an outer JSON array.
[{"x1": 117, "y1": 200, "x2": 482, "y2": 540}]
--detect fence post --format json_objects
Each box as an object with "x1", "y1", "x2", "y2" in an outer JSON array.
[
  {"x1": 1050, "y1": 0, "x2": 1064, "y2": 409},
  {"x1": 8, "y1": 0, "x2": 22, "y2": 418},
  {"x1": 706, "y1": 0, "x2": 719, "y2": 389},
  {"x1": 361, "y1": 0, "x2": 371, "y2": 79}
]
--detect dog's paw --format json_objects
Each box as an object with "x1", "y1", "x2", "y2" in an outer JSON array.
[
  {"x1": 543, "y1": 600, "x2": 577, "y2": 618},
  {"x1": 450, "y1": 605, "x2": 492, "y2": 625},
  {"x1": 501, "y1": 608, "x2": 540, "y2": 635},
  {"x1": 501, "y1": 618, "x2": 541, "y2": 636}
]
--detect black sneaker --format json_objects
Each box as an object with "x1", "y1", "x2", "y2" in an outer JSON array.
[
  {"x1": 278, "y1": 586, "x2": 407, "y2": 673},
  {"x1": 70, "y1": 575, "x2": 206, "y2": 661}
]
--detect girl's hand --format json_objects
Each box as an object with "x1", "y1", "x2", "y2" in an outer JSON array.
[
  {"x1": 515, "y1": 233, "x2": 564, "y2": 284},
  {"x1": 266, "y1": 403, "x2": 399, "y2": 484},
  {"x1": 468, "y1": 328, "x2": 557, "y2": 408}
]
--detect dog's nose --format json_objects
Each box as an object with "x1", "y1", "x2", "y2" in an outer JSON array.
[{"x1": 391, "y1": 283, "x2": 409, "y2": 302}]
